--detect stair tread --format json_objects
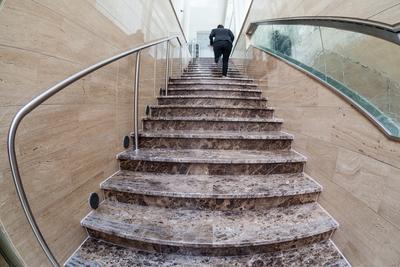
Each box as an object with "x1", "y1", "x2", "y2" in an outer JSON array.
[
  {"x1": 137, "y1": 130, "x2": 292, "y2": 140},
  {"x1": 159, "y1": 95, "x2": 265, "y2": 100},
  {"x1": 169, "y1": 81, "x2": 257, "y2": 86},
  {"x1": 117, "y1": 149, "x2": 306, "y2": 164},
  {"x1": 172, "y1": 77, "x2": 253, "y2": 81},
  {"x1": 167, "y1": 88, "x2": 261, "y2": 92},
  {"x1": 81, "y1": 201, "x2": 337, "y2": 248},
  {"x1": 66, "y1": 238, "x2": 349, "y2": 267},
  {"x1": 101, "y1": 171, "x2": 321, "y2": 199},
  {"x1": 143, "y1": 117, "x2": 282, "y2": 122},
  {"x1": 150, "y1": 104, "x2": 274, "y2": 110}
]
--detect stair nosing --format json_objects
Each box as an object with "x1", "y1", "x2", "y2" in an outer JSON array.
[
  {"x1": 149, "y1": 105, "x2": 275, "y2": 110},
  {"x1": 143, "y1": 117, "x2": 283, "y2": 123},
  {"x1": 136, "y1": 130, "x2": 293, "y2": 140},
  {"x1": 167, "y1": 88, "x2": 261, "y2": 93},
  {"x1": 169, "y1": 82, "x2": 257, "y2": 86},
  {"x1": 65, "y1": 238, "x2": 350, "y2": 267},
  {"x1": 158, "y1": 95, "x2": 266, "y2": 100},
  {"x1": 116, "y1": 149, "x2": 306, "y2": 164},
  {"x1": 81, "y1": 201, "x2": 338, "y2": 248},
  {"x1": 101, "y1": 171, "x2": 321, "y2": 199}
]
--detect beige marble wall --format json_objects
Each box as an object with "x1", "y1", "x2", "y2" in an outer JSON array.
[
  {"x1": 0, "y1": 0, "x2": 188, "y2": 265},
  {"x1": 239, "y1": 48, "x2": 400, "y2": 266}
]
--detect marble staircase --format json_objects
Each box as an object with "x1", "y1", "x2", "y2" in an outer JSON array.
[{"x1": 65, "y1": 58, "x2": 350, "y2": 266}]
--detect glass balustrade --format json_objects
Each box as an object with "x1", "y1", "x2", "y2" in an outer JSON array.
[{"x1": 251, "y1": 24, "x2": 400, "y2": 139}]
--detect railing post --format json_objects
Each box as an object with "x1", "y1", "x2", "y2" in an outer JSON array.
[
  {"x1": 165, "y1": 40, "x2": 170, "y2": 96},
  {"x1": 134, "y1": 51, "x2": 141, "y2": 151},
  {"x1": 179, "y1": 44, "x2": 183, "y2": 75}
]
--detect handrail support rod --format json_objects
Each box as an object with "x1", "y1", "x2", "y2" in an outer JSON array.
[
  {"x1": 133, "y1": 51, "x2": 141, "y2": 151},
  {"x1": 165, "y1": 41, "x2": 170, "y2": 96}
]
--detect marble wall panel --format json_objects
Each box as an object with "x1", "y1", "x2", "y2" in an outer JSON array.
[
  {"x1": 242, "y1": 49, "x2": 400, "y2": 266},
  {"x1": 0, "y1": 0, "x2": 189, "y2": 265}
]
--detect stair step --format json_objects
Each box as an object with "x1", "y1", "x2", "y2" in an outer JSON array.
[
  {"x1": 135, "y1": 130, "x2": 292, "y2": 150},
  {"x1": 81, "y1": 201, "x2": 337, "y2": 256},
  {"x1": 169, "y1": 84, "x2": 255, "y2": 90},
  {"x1": 143, "y1": 117, "x2": 283, "y2": 132},
  {"x1": 117, "y1": 149, "x2": 305, "y2": 175},
  {"x1": 169, "y1": 81, "x2": 256, "y2": 89},
  {"x1": 170, "y1": 80, "x2": 254, "y2": 86},
  {"x1": 158, "y1": 95, "x2": 267, "y2": 108},
  {"x1": 184, "y1": 70, "x2": 242, "y2": 75},
  {"x1": 171, "y1": 77, "x2": 253, "y2": 83},
  {"x1": 182, "y1": 74, "x2": 247, "y2": 78},
  {"x1": 166, "y1": 88, "x2": 261, "y2": 97},
  {"x1": 149, "y1": 105, "x2": 275, "y2": 119},
  {"x1": 65, "y1": 238, "x2": 349, "y2": 267},
  {"x1": 187, "y1": 65, "x2": 245, "y2": 70},
  {"x1": 102, "y1": 171, "x2": 321, "y2": 210}
]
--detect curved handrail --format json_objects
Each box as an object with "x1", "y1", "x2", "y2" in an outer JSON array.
[
  {"x1": 7, "y1": 35, "x2": 183, "y2": 267},
  {"x1": 246, "y1": 16, "x2": 400, "y2": 45},
  {"x1": 250, "y1": 44, "x2": 400, "y2": 141}
]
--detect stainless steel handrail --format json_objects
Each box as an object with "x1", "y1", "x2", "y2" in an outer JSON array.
[
  {"x1": 169, "y1": 0, "x2": 188, "y2": 43},
  {"x1": 7, "y1": 35, "x2": 184, "y2": 266},
  {"x1": 247, "y1": 16, "x2": 400, "y2": 45}
]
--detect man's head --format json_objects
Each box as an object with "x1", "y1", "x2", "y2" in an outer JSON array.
[{"x1": 217, "y1": 25, "x2": 224, "y2": 29}]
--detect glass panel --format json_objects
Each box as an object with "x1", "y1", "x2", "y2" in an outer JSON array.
[{"x1": 251, "y1": 24, "x2": 400, "y2": 138}]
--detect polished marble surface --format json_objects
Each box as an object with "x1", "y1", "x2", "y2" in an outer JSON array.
[
  {"x1": 157, "y1": 95, "x2": 267, "y2": 108},
  {"x1": 65, "y1": 238, "x2": 349, "y2": 267},
  {"x1": 142, "y1": 117, "x2": 282, "y2": 132},
  {"x1": 82, "y1": 200, "x2": 337, "y2": 254},
  {"x1": 117, "y1": 149, "x2": 306, "y2": 164},
  {"x1": 137, "y1": 130, "x2": 293, "y2": 150},
  {"x1": 68, "y1": 58, "x2": 348, "y2": 264},
  {"x1": 149, "y1": 105, "x2": 274, "y2": 119},
  {"x1": 138, "y1": 130, "x2": 293, "y2": 140},
  {"x1": 101, "y1": 171, "x2": 321, "y2": 210}
]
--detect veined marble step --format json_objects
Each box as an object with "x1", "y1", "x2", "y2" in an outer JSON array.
[
  {"x1": 135, "y1": 130, "x2": 292, "y2": 150},
  {"x1": 149, "y1": 105, "x2": 275, "y2": 119},
  {"x1": 117, "y1": 149, "x2": 305, "y2": 175},
  {"x1": 169, "y1": 81, "x2": 256, "y2": 88},
  {"x1": 102, "y1": 171, "x2": 321, "y2": 210},
  {"x1": 187, "y1": 65, "x2": 244, "y2": 69},
  {"x1": 184, "y1": 70, "x2": 242, "y2": 75},
  {"x1": 181, "y1": 73, "x2": 247, "y2": 78},
  {"x1": 183, "y1": 69, "x2": 245, "y2": 76},
  {"x1": 169, "y1": 83, "x2": 255, "y2": 90},
  {"x1": 171, "y1": 77, "x2": 253, "y2": 83},
  {"x1": 158, "y1": 95, "x2": 267, "y2": 108},
  {"x1": 81, "y1": 201, "x2": 337, "y2": 256},
  {"x1": 166, "y1": 88, "x2": 261, "y2": 97},
  {"x1": 170, "y1": 79, "x2": 255, "y2": 86},
  {"x1": 143, "y1": 117, "x2": 282, "y2": 132},
  {"x1": 65, "y1": 238, "x2": 350, "y2": 267}
]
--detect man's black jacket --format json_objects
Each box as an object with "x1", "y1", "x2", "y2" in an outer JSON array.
[{"x1": 209, "y1": 28, "x2": 235, "y2": 46}]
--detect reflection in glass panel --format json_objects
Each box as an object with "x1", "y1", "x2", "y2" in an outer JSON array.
[{"x1": 251, "y1": 24, "x2": 400, "y2": 138}]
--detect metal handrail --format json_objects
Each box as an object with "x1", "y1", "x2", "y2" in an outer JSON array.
[
  {"x1": 250, "y1": 44, "x2": 400, "y2": 141},
  {"x1": 7, "y1": 35, "x2": 184, "y2": 266},
  {"x1": 168, "y1": 0, "x2": 188, "y2": 43},
  {"x1": 246, "y1": 16, "x2": 400, "y2": 45}
]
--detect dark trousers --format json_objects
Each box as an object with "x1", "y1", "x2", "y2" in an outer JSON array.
[{"x1": 213, "y1": 41, "x2": 232, "y2": 76}]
